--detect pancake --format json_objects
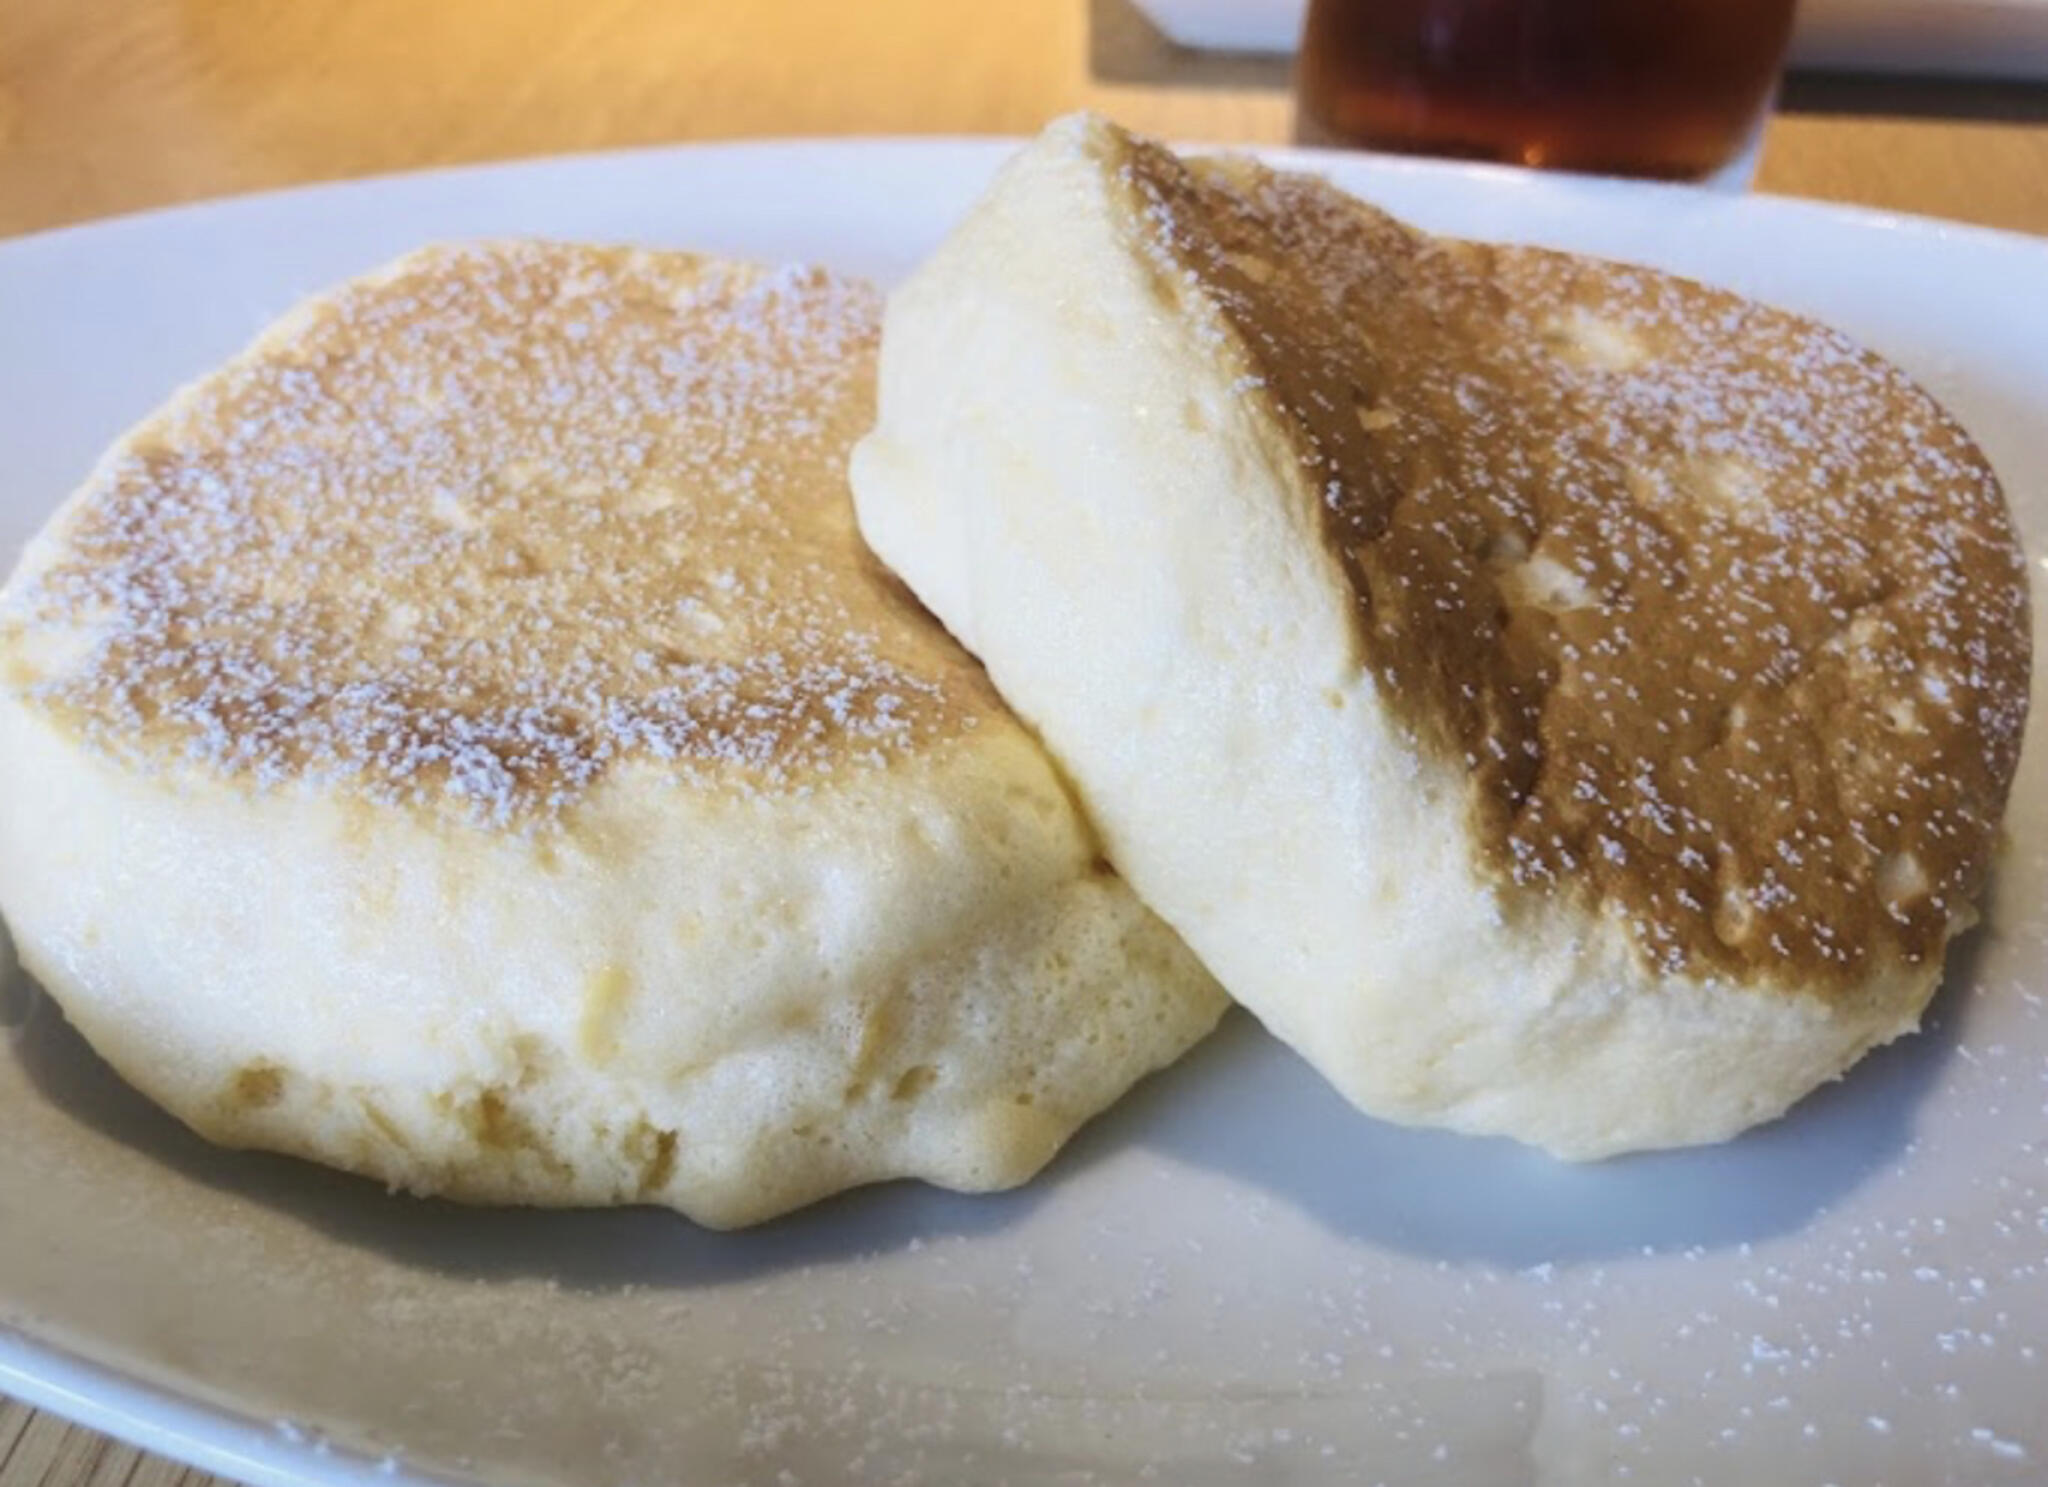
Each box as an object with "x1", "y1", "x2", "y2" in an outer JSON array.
[
  {"x1": 850, "y1": 115, "x2": 2032, "y2": 1156},
  {"x1": 0, "y1": 239, "x2": 1227, "y2": 1227}
]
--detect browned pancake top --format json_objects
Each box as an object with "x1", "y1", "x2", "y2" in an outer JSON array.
[
  {"x1": 0, "y1": 242, "x2": 1000, "y2": 824},
  {"x1": 1113, "y1": 137, "x2": 2030, "y2": 990}
]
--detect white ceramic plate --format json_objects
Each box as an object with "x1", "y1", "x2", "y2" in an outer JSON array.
[{"x1": 2, "y1": 138, "x2": 2044, "y2": 1487}]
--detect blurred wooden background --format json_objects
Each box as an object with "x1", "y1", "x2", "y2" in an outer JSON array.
[{"x1": 2, "y1": 0, "x2": 2046, "y2": 238}]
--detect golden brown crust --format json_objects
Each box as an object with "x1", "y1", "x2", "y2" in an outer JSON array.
[
  {"x1": 0, "y1": 242, "x2": 1002, "y2": 824},
  {"x1": 1110, "y1": 138, "x2": 2030, "y2": 993}
]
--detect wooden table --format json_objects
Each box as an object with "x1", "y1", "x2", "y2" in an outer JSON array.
[{"x1": 2, "y1": 3, "x2": 2045, "y2": 1485}]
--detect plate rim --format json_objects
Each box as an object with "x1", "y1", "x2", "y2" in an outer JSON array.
[
  {"x1": 0, "y1": 1325, "x2": 461, "y2": 1487},
  {"x1": 3, "y1": 128, "x2": 2046, "y2": 266}
]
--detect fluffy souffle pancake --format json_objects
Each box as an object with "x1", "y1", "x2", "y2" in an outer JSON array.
[
  {"x1": 0, "y1": 239, "x2": 1226, "y2": 1228},
  {"x1": 851, "y1": 116, "x2": 2032, "y2": 1157}
]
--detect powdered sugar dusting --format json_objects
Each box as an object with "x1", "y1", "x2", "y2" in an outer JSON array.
[
  {"x1": 0, "y1": 242, "x2": 989, "y2": 825},
  {"x1": 1111, "y1": 139, "x2": 2031, "y2": 989}
]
